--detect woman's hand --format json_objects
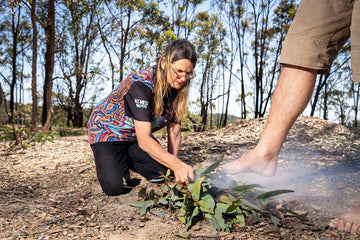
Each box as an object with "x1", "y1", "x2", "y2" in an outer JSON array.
[{"x1": 173, "y1": 162, "x2": 194, "y2": 185}]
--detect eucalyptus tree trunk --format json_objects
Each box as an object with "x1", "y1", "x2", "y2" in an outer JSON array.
[
  {"x1": 310, "y1": 74, "x2": 329, "y2": 117},
  {"x1": 31, "y1": 0, "x2": 38, "y2": 131},
  {"x1": 353, "y1": 82, "x2": 359, "y2": 127},
  {"x1": 0, "y1": 83, "x2": 4, "y2": 107},
  {"x1": 9, "y1": 4, "x2": 21, "y2": 123},
  {"x1": 42, "y1": 0, "x2": 55, "y2": 131}
]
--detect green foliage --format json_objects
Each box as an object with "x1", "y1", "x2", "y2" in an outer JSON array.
[
  {"x1": 129, "y1": 159, "x2": 302, "y2": 235},
  {"x1": 0, "y1": 124, "x2": 60, "y2": 150},
  {"x1": 29, "y1": 127, "x2": 60, "y2": 144},
  {"x1": 56, "y1": 124, "x2": 67, "y2": 137}
]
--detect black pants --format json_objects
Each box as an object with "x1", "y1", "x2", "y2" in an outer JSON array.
[{"x1": 90, "y1": 141, "x2": 168, "y2": 196}]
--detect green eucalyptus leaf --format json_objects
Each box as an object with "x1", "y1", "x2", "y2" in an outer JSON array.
[
  {"x1": 225, "y1": 204, "x2": 238, "y2": 213},
  {"x1": 258, "y1": 199, "x2": 269, "y2": 207},
  {"x1": 210, "y1": 217, "x2": 219, "y2": 235},
  {"x1": 232, "y1": 185, "x2": 254, "y2": 192},
  {"x1": 174, "y1": 201, "x2": 183, "y2": 207},
  {"x1": 228, "y1": 193, "x2": 237, "y2": 201},
  {"x1": 148, "y1": 189, "x2": 155, "y2": 200},
  {"x1": 159, "y1": 198, "x2": 168, "y2": 205},
  {"x1": 278, "y1": 208, "x2": 307, "y2": 221},
  {"x1": 235, "y1": 212, "x2": 245, "y2": 226},
  {"x1": 245, "y1": 210, "x2": 259, "y2": 226},
  {"x1": 140, "y1": 200, "x2": 153, "y2": 216},
  {"x1": 176, "y1": 183, "x2": 184, "y2": 191},
  {"x1": 165, "y1": 169, "x2": 171, "y2": 177},
  {"x1": 152, "y1": 210, "x2": 165, "y2": 219},
  {"x1": 256, "y1": 190, "x2": 294, "y2": 199},
  {"x1": 215, "y1": 207, "x2": 226, "y2": 230},
  {"x1": 138, "y1": 187, "x2": 146, "y2": 198},
  {"x1": 232, "y1": 183, "x2": 263, "y2": 192},
  {"x1": 194, "y1": 166, "x2": 207, "y2": 176},
  {"x1": 241, "y1": 198, "x2": 263, "y2": 210},
  {"x1": 191, "y1": 176, "x2": 205, "y2": 201},
  {"x1": 202, "y1": 158, "x2": 223, "y2": 175},
  {"x1": 219, "y1": 194, "x2": 233, "y2": 205},
  {"x1": 189, "y1": 206, "x2": 199, "y2": 223},
  {"x1": 184, "y1": 206, "x2": 199, "y2": 231},
  {"x1": 184, "y1": 216, "x2": 192, "y2": 232},
  {"x1": 271, "y1": 215, "x2": 281, "y2": 225},
  {"x1": 216, "y1": 202, "x2": 229, "y2": 211},
  {"x1": 247, "y1": 184, "x2": 264, "y2": 188},
  {"x1": 200, "y1": 194, "x2": 215, "y2": 212},
  {"x1": 179, "y1": 207, "x2": 186, "y2": 217},
  {"x1": 198, "y1": 200, "x2": 210, "y2": 213},
  {"x1": 128, "y1": 202, "x2": 143, "y2": 208},
  {"x1": 171, "y1": 188, "x2": 179, "y2": 199},
  {"x1": 178, "y1": 216, "x2": 186, "y2": 223},
  {"x1": 22, "y1": 142, "x2": 30, "y2": 148},
  {"x1": 174, "y1": 233, "x2": 190, "y2": 239},
  {"x1": 187, "y1": 183, "x2": 193, "y2": 192},
  {"x1": 192, "y1": 206, "x2": 199, "y2": 216},
  {"x1": 162, "y1": 185, "x2": 169, "y2": 192}
]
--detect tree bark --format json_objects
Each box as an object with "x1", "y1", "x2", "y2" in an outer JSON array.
[
  {"x1": 354, "y1": 83, "x2": 359, "y2": 127},
  {"x1": 73, "y1": 95, "x2": 83, "y2": 127},
  {"x1": 310, "y1": 74, "x2": 329, "y2": 117},
  {"x1": 0, "y1": 83, "x2": 4, "y2": 107},
  {"x1": 31, "y1": 0, "x2": 38, "y2": 131},
  {"x1": 9, "y1": 5, "x2": 21, "y2": 123},
  {"x1": 42, "y1": 0, "x2": 55, "y2": 131}
]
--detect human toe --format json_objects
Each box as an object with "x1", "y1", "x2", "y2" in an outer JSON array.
[
  {"x1": 330, "y1": 218, "x2": 344, "y2": 231},
  {"x1": 343, "y1": 221, "x2": 353, "y2": 232},
  {"x1": 350, "y1": 222, "x2": 360, "y2": 233},
  {"x1": 328, "y1": 219, "x2": 336, "y2": 228}
]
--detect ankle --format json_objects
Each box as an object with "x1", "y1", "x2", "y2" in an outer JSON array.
[{"x1": 253, "y1": 144, "x2": 280, "y2": 163}]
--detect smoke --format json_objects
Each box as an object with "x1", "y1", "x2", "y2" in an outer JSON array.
[
  {"x1": 210, "y1": 149, "x2": 359, "y2": 214},
  {"x1": 222, "y1": 161, "x2": 310, "y2": 191},
  {"x1": 212, "y1": 148, "x2": 337, "y2": 191}
]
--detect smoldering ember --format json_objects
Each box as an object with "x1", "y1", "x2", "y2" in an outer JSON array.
[{"x1": 0, "y1": 116, "x2": 359, "y2": 239}]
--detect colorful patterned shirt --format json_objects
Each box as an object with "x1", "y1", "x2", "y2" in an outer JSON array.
[{"x1": 87, "y1": 65, "x2": 178, "y2": 144}]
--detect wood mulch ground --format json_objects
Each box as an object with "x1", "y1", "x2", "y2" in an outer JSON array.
[{"x1": 0, "y1": 116, "x2": 359, "y2": 239}]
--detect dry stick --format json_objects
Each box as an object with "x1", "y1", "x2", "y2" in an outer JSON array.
[
  {"x1": 0, "y1": 151, "x2": 26, "y2": 156},
  {"x1": 0, "y1": 190, "x2": 27, "y2": 195},
  {"x1": 188, "y1": 235, "x2": 224, "y2": 239},
  {"x1": 71, "y1": 191, "x2": 91, "y2": 204}
]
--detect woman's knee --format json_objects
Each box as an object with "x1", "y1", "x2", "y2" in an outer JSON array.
[{"x1": 99, "y1": 179, "x2": 130, "y2": 196}]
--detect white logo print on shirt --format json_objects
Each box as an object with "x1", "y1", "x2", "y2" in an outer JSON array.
[{"x1": 134, "y1": 99, "x2": 149, "y2": 109}]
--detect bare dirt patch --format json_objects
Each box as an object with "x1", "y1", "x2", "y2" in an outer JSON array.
[{"x1": 0, "y1": 116, "x2": 359, "y2": 239}]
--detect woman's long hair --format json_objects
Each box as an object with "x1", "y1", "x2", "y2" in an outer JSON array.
[{"x1": 154, "y1": 39, "x2": 197, "y2": 122}]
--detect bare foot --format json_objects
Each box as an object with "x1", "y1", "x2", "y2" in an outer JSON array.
[
  {"x1": 220, "y1": 148, "x2": 278, "y2": 177},
  {"x1": 329, "y1": 205, "x2": 360, "y2": 233}
]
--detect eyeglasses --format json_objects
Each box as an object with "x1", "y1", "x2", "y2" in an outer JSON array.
[{"x1": 170, "y1": 66, "x2": 196, "y2": 80}]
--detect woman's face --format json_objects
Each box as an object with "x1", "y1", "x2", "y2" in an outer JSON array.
[{"x1": 167, "y1": 59, "x2": 194, "y2": 89}]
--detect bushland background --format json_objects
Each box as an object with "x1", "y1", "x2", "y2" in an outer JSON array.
[{"x1": 0, "y1": 0, "x2": 359, "y2": 132}]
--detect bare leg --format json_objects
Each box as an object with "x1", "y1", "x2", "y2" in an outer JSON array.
[
  {"x1": 221, "y1": 65, "x2": 317, "y2": 176},
  {"x1": 329, "y1": 205, "x2": 360, "y2": 233}
]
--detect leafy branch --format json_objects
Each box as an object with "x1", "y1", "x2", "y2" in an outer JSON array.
[{"x1": 129, "y1": 159, "x2": 305, "y2": 236}]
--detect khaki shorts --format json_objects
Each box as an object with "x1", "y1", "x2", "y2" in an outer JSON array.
[{"x1": 279, "y1": 0, "x2": 360, "y2": 82}]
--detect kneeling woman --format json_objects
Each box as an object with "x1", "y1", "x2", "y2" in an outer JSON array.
[{"x1": 88, "y1": 39, "x2": 196, "y2": 196}]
